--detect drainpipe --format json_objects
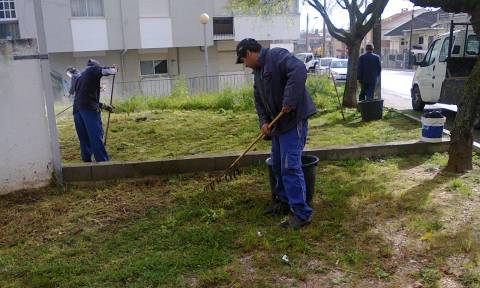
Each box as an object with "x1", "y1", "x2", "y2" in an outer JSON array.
[{"x1": 119, "y1": 0, "x2": 128, "y2": 94}]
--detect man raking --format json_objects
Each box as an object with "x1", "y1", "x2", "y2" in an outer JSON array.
[{"x1": 236, "y1": 38, "x2": 317, "y2": 229}]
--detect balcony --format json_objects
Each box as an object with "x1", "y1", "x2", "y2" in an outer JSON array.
[
  {"x1": 213, "y1": 17, "x2": 234, "y2": 40},
  {"x1": 0, "y1": 20, "x2": 19, "y2": 40}
]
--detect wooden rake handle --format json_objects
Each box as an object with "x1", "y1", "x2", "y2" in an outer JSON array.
[{"x1": 226, "y1": 111, "x2": 285, "y2": 171}]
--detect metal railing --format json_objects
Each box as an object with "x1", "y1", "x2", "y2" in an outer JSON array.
[{"x1": 118, "y1": 73, "x2": 253, "y2": 98}]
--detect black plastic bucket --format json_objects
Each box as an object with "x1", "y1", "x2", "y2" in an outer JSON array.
[
  {"x1": 358, "y1": 99, "x2": 384, "y2": 121},
  {"x1": 265, "y1": 154, "x2": 320, "y2": 205}
]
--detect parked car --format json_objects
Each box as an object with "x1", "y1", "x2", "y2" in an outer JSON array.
[
  {"x1": 317, "y1": 57, "x2": 337, "y2": 75},
  {"x1": 329, "y1": 59, "x2": 348, "y2": 82},
  {"x1": 295, "y1": 52, "x2": 318, "y2": 72},
  {"x1": 411, "y1": 28, "x2": 480, "y2": 111}
]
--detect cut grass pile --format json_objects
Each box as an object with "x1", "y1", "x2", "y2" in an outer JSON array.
[
  {"x1": 1, "y1": 154, "x2": 479, "y2": 287},
  {"x1": 57, "y1": 108, "x2": 420, "y2": 163}
]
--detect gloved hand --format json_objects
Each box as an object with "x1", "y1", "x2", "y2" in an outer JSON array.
[{"x1": 99, "y1": 102, "x2": 114, "y2": 113}]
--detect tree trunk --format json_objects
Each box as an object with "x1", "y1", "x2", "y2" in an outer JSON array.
[
  {"x1": 446, "y1": 56, "x2": 480, "y2": 172},
  {"x1": 373, "y1": 16, "x2": 382, "y2": 99},
  {"x1": 343, "y1": 41, "x2": 361, "y2": 108}
]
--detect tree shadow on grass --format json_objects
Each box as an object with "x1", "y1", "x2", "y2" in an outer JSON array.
[
  {"x1": 395, "y1": 155, "x2": 431, "y2": 170},
  {"x1": 395, "y1": 172, "x2": 456, "y2": 213}
]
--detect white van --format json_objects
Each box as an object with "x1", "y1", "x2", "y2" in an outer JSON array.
[
  {"x1": 295, "y1": 53, "x2": 318, "y2": 72},
  {"x1": 411, "y1": 29, "x2": 480, "y2": 111}
]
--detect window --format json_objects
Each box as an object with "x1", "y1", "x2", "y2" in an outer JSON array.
[
  {"x1": 418, "y1": 36, "x2": 424, "y2": 45},
  {"x1": 424, "y1": 39, "x2": 442, "y2": 66},
  {"x1": 0, "y1": 0, "x2": 18, "y2": 40},
  {"x1": 213, "y1": 17, "x2": 233, "y2": 35},
  {"x1": 466, "y1": 35, "x2": 480, "y2": 56},
  {"x1": 140, "y1": 60, "x2": 168, "y2": 76},
  {"x1": 439, "y1": 37, "x2": 453, "y2": 62},
  {"x1": 0, "y1": 0, "x2": 16, "y2": 20},
  {"x1": 71, "y1": 0, "x2": 104, "y2": 17},
  {"x1": 0, "y1": 21, "x2": 19, "y2": 39}
]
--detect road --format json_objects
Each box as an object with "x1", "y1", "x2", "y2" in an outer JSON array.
[{"x1": 381, "y1": 69, "x2": 458, "y2": 112}]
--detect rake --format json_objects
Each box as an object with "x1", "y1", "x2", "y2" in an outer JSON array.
[{"x1": 204, "y1": 111, "x2": 285, "y2": 192}]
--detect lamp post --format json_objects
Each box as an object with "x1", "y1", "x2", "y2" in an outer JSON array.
[{"x1": 199, "y1": 13, "x2": 210, "y2": 86}]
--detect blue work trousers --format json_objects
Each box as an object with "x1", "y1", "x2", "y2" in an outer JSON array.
[
  {"x1": 73, "y1": 110, "x2": 109, "y2": 162},
  {"x1": 271, "y1": 121, "x2": 312, "y2": 221}
]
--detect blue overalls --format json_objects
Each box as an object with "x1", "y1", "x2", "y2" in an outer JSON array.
[
  {"x1": 253, "y1": 48, "x2": 317, "y2": 221},
  {"x1": 72, "y1": 63, "x2": 111, "y2": 162},
  {"x1": 271, "y1": 121, "x2": 311, "y2": 220}
]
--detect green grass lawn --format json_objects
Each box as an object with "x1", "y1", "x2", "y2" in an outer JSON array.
[
  {"x1": 57, "y1": 108, "x2": 420, "y2": 163},
  {"x1": 56, "y1": 76, "x2": 421, "y2": 163},
  {"x1": 1, "y1": 154, "x2": 479, "y2": 287}
]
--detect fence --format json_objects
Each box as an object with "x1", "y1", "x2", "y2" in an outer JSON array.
[{"x1": 118, "y1": 73, "x2": 253, "y2": 98}]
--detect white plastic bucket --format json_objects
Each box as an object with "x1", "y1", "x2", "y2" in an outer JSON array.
[{"x1": 421, "y1": 116, "x2": 446, "y2": 142}]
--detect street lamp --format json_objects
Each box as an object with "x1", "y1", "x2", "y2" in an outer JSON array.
[{"x1": 199, "y1": 13, "x2": 210, "y2": 83}]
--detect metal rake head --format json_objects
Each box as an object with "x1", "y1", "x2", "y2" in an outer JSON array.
[{"x1": 204, "y1": 167, "x2": 242, "y2": 192}]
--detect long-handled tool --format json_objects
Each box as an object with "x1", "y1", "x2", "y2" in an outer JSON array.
[
  {"x1": 204, "y1": 111, "x2": 285, "y2": 192},
  {"x1": 330, "y1": 71, "x2": 346, "y2": 121},
  {"x1": 103, "y1": 74, "x2": 116, "y2": 146},
  {"x1": 56, "y1": 105, "x2": 73, "y2": 117}
]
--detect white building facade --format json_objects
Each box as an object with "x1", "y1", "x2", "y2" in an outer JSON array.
[{"x1": 4, "y1": 0, "x2": 300, "y2": 98}]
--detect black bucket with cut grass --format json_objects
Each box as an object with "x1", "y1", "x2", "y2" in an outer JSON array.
[
  {"x1": 265, "y1": 154, "x2": 319, "y2": 205},
  {"x1": 358, "y1": 99, "x2": 384, "y2": 121}
]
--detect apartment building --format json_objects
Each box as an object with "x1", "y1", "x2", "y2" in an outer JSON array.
[{"x1": 4, "y1": 0, "x2": 300, "y2": 97}]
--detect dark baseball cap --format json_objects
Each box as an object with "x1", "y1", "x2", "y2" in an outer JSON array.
[{"x1": 236, "y1": 38, "x2": 262, "y2": 64}]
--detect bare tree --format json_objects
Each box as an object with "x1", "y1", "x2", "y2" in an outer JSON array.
[
  {"x1": 411, "y1": 0, "x2": 480, "y2": 173},
  {"x1": 228, "y1": 0, "x2": 388, "y2": 107}
]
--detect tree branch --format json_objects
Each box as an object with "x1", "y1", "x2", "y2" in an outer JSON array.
[{"x1": 308, "y1": 0, "x2": 349, "y2": 43}]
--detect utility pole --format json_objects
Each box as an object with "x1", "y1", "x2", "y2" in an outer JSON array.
[
  {"x1": 408, "y1": 7, "x2": 414, "y2": 69},
  {"x1": 306, "y1": 13, "x2": 309, "y2": 52}
]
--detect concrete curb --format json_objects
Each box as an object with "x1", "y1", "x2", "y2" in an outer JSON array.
[{"x1": 63, "y1": 140, "x2": 450, "y2": 182}]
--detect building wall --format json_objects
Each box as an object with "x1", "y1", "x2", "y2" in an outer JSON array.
[
  {"x1": 0, "y1": 39, "x2": 53, "y2": 194},
  {"x1": 234, "y1": 15, "x2": 300, "y2": 41},
  {"x1": 15, "y1": 0, "x2": 37, "y2": 39},
  {"x1": 170, "y1": 0, "x2": 214, "y2": 47}
]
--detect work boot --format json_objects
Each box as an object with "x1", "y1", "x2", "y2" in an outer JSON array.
[
  {"x1": 263, "y1": 200, "x2": 290, "y2": 216},
  {"x1": 278, "y1": 214, "x2": 311, "y2": 229}
]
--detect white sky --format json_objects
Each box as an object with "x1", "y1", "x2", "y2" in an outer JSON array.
[{"x1": 300, "y1": 0, "x2": 417, "y2": 31}]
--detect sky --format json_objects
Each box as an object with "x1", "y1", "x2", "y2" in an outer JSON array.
[{"x1": 300, "y1": 0, "x2": 420, "y2": 31}]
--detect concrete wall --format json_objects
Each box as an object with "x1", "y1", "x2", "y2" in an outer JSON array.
[
  {"x1": 0, "y1": 39, "x2": 54, "y2": 194},
  {"x1": 15, "y1": 0, "x2": 37, "y2": 39}
]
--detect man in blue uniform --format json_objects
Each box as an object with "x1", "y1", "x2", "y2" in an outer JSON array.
[
  {"x1": 72, "y1": 59, "x2": 116, "y2": 162},
  {"x1": 357, "y1": 43, "x2": 381, "y2": 101},
  {"x1": 236, "y1": 38, "x2": 317, "y2": 229}
]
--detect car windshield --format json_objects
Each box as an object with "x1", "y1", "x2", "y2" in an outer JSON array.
[
  {"x1": 331, "y1": 60, "x2": 348, "y2": 68},
  {"x1": 295, "y1": 54, "x2": 307, "y2": 62},
  {"x1": 320, "y1": 59, "x2": 333, "y2": 66}
]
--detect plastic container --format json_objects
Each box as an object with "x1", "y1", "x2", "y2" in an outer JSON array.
[
  {"x1": 265, "y1": 154, "x2": 319, "y2": 205},
  {"x1": 421, "y1": 110, "x2": 446, "y2": 142},
  {"x1": 358, "y1": 99, "x2": 384, "y2": 121}
]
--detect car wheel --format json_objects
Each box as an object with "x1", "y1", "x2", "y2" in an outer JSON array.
[{"x1": 412, "y1": 85, "x2": 425, "y2": 111}]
